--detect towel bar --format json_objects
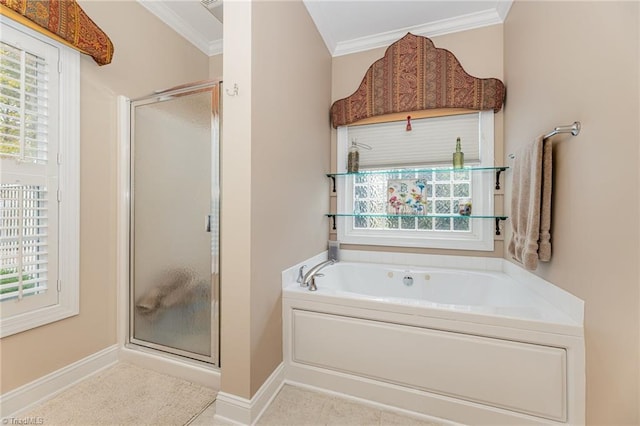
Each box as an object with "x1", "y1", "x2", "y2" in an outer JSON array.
[
  {"x1": 508, "y1": 121, "x2": 581, "y2": 160},
  {"x1": 543, "y1": 121, "x2": 581, "y2": 139}
]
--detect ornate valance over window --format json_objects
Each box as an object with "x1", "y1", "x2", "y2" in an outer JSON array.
[
  {"x1": 0, "y1": 0, "x2": 113, "y2": 65},
  {"x1": 330, "y1": 33, "x2": 505, "y2": 128}
]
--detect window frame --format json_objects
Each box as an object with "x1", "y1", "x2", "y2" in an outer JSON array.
[
  {"x1": 0, "y1": 16, "x2": 79, "y2": 337},
  {"x1": 336, "y1": 111, "x2": 495, "y2": 251}
]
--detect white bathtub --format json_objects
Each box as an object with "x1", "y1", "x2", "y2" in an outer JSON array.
[{"x1": 283, "y1": 253, "x2": 585, "y2": 425}]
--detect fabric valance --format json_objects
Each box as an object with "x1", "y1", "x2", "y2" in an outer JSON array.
[
  {"x1": 0, "y1": 0, "x2": 113, "y2": 66},
  {"x1": 330, "y1": 33, "x2": 505, "y2": 128}
]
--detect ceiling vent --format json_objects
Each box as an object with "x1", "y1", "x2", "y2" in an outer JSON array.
[{"x1": 201, "y1": 0, "x2": 223, "y2": 23}]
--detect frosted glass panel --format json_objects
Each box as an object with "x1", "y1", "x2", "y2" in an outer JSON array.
[{"x1": 131, "y1": 89, "x2": 217, "y2": 361}]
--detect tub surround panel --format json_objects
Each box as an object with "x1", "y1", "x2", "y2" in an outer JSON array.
[
  {"x1": 282, "y1": 251, "x2": 585, "y2": 424},
  {"x1": 292, "y1": 310, "x2": 567, "y2": 422},
  {"x1": 283, "y1": 297, "x2": 584, "y2": 424}
]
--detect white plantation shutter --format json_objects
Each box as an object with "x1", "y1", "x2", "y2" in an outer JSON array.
[
  {"x1": 1, "y1": 24, "x2": 59, "y2": 311},
  {"x1": 0, "y1": 184, "x2": 50, "y2": 300},
  {"x1": 347, "y1": 113, "x2": 481, "y2": 168},
  {"x1": 0, "y1": 40, "x2": 50, "y2": 163}
]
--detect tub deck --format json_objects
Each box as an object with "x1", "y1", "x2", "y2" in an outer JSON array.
[{"x1": 285, "y1": 262, "x2": 582, "y2": 337}]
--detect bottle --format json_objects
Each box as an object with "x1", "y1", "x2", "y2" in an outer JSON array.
[
  {"x1": 348, "y1": 140, "x2": 359, "y2": 173},
  {"x1": 453, "y1": 137, "x2": 464, "y2": 169}
]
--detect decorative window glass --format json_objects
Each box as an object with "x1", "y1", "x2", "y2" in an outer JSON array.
[{"x1": 336, "y1": 112, "x2": 495, "y2": 251}]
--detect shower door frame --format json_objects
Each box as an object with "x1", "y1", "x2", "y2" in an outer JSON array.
[{"x1": 127, "y1": 81, "x2": 221, "y2": 366}]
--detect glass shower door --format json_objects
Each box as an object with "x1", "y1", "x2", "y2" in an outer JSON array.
[{"x1": 129, "y1": 84, "x2": 219, "y2": 364}]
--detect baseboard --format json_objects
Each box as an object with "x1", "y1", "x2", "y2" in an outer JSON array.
[
  {"x1": 285, "y1": 362, "x2": 559, "y2": 425},
  {"x1": 215, "y1": 363, "x2": 284, "y2": 425},
  {"x1": 119, "y1": 345, "x2": 220, "y2": 390},
  {"x1": 0, "y1": 344, "x2": 119, "y2": 418},
  {"x1": 283, "y1": 379, "x2": 462, "y2": 426}
]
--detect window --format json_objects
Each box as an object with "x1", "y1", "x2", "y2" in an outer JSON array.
[
  {"x1": 0, "y1": 17, "x2": 79, "y2": 337},
  {"x1": 336, "y1": 112, "x2": 495, "y2": 251}
]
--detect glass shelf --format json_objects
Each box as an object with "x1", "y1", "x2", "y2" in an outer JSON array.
[
  {"x1": 326, "y1": 166, "x2": 507, "y2": 178},
  {"x1": 326, "y1": 213, "x2": 507, "y2": 219},
  {"x1": 326, "y1": 166, "x2": 509, "y2": 236},
  {"x1": 326, "y1": 166, "x2": 508, "y2": 191},
  {"x1": 325, "y1": 214, "x2": 508, "y2": 235}
]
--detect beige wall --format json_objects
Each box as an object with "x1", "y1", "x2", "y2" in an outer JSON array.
[
  {"x1": 0, "y1": 1, "x2": 209, "y2": 394},
  {"x1": 330, "y1": 25, "x2": 506, "y2": 257},
  {"x1": 220, "y1": 0, "x2": 253, "y2": 398},
  {"x1": 504, "y1": 2, "x2": 639, "y2": 424},
  {"x1": 209, "y1": 54, "x2": 223, "y2": 80},
  {"x1": 220, "y1": 0, "x2": 331, "y2": 398},
  {"x1": 250, "y1": 0, "x2": 331, "y2": 395}
]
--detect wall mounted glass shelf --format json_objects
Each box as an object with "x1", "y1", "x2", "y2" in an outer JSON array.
[
  {"x1": 326, "y1": 166, "x2": 508, "y2": 191},
  {"x1": 325, "y1": 213, "x2": 508, "y2": 236}
]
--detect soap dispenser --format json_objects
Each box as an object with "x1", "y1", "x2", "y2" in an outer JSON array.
[
  {"x1": 453, "y1": 137, "x2": 464, "y2": 169},
  {"x1": 348, "y1": 139, "x2": 359, "y2": 173}
]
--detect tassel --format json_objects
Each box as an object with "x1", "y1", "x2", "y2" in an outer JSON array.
[{"x1": 406, "y1": 115, "x2": 412, "y2": 131}]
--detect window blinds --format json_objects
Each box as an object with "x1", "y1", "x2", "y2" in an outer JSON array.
[
  {"x1": 0, "y1": 185, "x2": 49, "y2": 300},
  {"x1": 346, "y1": 113, "x2": 481, "y2": 169},
  {"x1": 1, "y1": 30, "x2": 57, "y2": 303},
  {"x1": 0, "y1": 40, "x2": 50, "y2": 164}
]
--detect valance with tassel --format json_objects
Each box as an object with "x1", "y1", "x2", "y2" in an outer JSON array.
[
  {"x1": 0, "y1": 0, "x2": 113, "y2": 66},
  {"x1": 330, "y1": 33, "x2": 505, "y2": 128}
]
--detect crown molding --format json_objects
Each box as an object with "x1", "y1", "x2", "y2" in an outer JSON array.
[
  {"x1": 137, "y1": 0, "x2": 222, "y2": 56},
  {"x1": 209, "y1": 38, "x2": 223, "y2": 56},
  {"x1": 496, "y1": 0, "x2": 514, "y2": 21},
  {"x1": 333, "y1": 5, "x2": 510, "y2": 57},
  {"x1": 303, "y1": 0, "x2": 338, "y2": 56}
]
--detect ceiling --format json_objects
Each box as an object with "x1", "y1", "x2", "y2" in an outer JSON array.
[{"x1": 138, "y1": 0, "x2": 512, "y2": 57}]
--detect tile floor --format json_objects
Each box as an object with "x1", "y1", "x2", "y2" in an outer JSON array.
[{"x1": 189, "y1": 384, "x2": 443, "y2": 426}]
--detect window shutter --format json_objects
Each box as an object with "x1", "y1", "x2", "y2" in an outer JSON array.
[
  {"x1": 1, "y1": 27, "x2": 58, "y2": 306},
  {"x1": 1, "y1": 40, "x2": 50, "y2": 163},
  {"x1": 347, "y1": 113, "x2": 481, "y2": 169},
  {"x1": 0, "y1": 184, "x2": 49, "y2": 300}
]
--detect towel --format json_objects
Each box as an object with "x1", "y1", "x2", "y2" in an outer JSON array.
[
  {"x1": 508, "y1": 135, "x2": 553, "y2": 270},
  {"x1": 539, "y1": 137, "x2": 553, "y2": 261},
  {"x1": 136, "y1": 268, "x2": 203, "y2": 317}
]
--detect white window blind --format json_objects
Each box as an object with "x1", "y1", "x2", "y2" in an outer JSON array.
[
  {"x1": 337, "y1": 111, "x2": 495, "y2": 251},
  {"x1": 1, "y1": 24, "x2": 59, "y2": 309},
  {"x1": 348, "y1": 113, "x2": 481, "y2": 169},
  {"x1": 1, "y1": 40, "x2": 50, "y2": 164},
  {"x1": 0, "y1": 184, "x2": 49, "y2": 300}
]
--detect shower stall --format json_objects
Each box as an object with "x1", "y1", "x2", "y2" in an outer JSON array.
[{"x1": 127, "y1": 81, "x2": 220, "y2": 365}]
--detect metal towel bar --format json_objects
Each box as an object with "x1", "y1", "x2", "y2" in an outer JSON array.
[{"x1": 508, "y1": 121, "x2": 581, "y2": 159}]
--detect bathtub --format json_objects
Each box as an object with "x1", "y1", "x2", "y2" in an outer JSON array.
[{"x1": 282, "y1": 253, "x2": 585, "y2": 425}]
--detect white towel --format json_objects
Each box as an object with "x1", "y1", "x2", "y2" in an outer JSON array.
[{"x1": 508, "y1": 135, "x2": 553, "y2": 270}]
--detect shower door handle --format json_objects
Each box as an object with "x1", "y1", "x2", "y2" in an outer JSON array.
[{"x1": 205, "y1": 214, "x2": 212, "y2": 232}]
